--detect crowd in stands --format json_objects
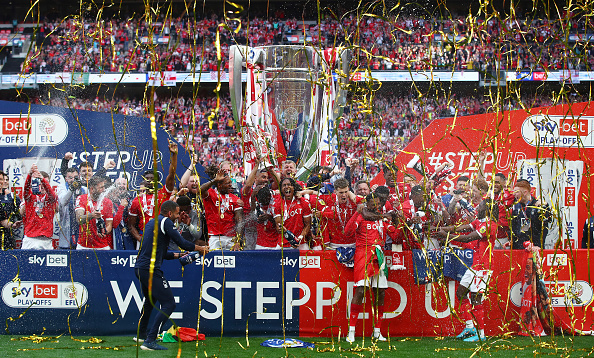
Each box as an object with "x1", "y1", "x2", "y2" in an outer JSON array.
[{"x1": 15, "y1": 10, "x2": 594, "y2": 74}]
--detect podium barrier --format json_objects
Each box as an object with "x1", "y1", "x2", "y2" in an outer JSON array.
[{"x1": 0, "y1": 249, "x2": 592, "y2": 336}]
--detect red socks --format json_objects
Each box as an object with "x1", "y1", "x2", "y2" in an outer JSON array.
[
  {"x1": 471, "y1": 303, "x2": 485, "y2": 329},
  {"x1": 375, "y1": 305, "x2": 384, "y2": 329},
  {"x1": 349, "y1": 303, "x2": 363, "y2": 327},
  {"x1": 459, "y1": 299, "x2": 472, "y2": 322}
]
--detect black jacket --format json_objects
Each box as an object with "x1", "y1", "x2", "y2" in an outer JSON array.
[
  {"x1": 582, "y1": 216, "x2": 594, "y2": 248},
  {"x1": 511, "y1": 197, "x2": 552, "y2": 249}
]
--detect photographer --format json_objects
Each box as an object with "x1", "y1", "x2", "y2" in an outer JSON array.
[
  {"x1": 0, "y1": 171, "x2": 22, "y2": 250},
  {"x1": 441, "y1": 176, "x2": 470, "y2": 209},
  {"x1": 56, "y1": 167, "x2": 86, "y2": 249},
  {"x1": 110, "y1": 178, "x2": 133, "y2": 250}
]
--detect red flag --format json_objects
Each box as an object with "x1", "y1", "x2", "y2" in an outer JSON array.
[{"x1": 518, "y1": 243, "x2": 580, "y2": 336}]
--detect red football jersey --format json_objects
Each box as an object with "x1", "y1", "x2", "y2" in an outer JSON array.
[
  {"x1": 469, "y1": 218, "x2": 498, "y2": 268},
  {"x1": 204, "y1": 188, "x2": 241, "y2": 237},
  {"x1": 23, "y1": 175, "x2": 57, "y2": 238},
  {"x1": 345, "y1": 212, "x2": 396, "y2": 282},
  {"x1": 274, "y1": 197, "x2": 312, "y2": 247},
  {"x1": 346, "y1": 213, "x2": 396, "y2": 249},
  {"x1": 495, "y1": 189, "x2": 515, "y2": 238},
  {"x1": 75, "y1": 194, "x2": 114, "y2": 248},
  {"x1": 319, "y1": 194, "x2": 362, "y2": 245},
  {"x1": 255, "y1": 203, "x2": 280, "y2": 247},
  {"x1": 129, "y1": 187, "x2": 171, "y2": 232},
  {"x1": 241, "y1": 185, "x2": 256, "y2": 214}
]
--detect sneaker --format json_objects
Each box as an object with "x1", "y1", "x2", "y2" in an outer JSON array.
[
  {"x1": 132, "y1": 336, "x2": 145, "y2": 343},
  {"x1": 373, "y1": 332, "x2": 387, "y2": 342},
  {"x1": 141, "y1": 341, "x2": 168, "y2": 351},
  {"x1": 463, "y1": 334, "x2": 484, "y2": 343},
  {"x1": 455, "y1": 327, "x2": 476, "y2": 339}
]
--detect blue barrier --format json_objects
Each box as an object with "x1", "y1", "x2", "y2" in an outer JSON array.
[{"x1": 0, "y1": 250, "x2": 300, "y2": 336}]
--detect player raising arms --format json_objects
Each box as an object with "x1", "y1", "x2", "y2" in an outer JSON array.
[
  {"x1": 128, "y1": 141, "x2": 178, "y2": 246},
  {"x1": 344, "y1": 193, "x2": 398, "y2": 343},
  {"x1": 274, "y1": 177, "x2": 311, "y2": 249},
  {"x1": 437, "y1": 199, "x2": 499, "y2": 342}
]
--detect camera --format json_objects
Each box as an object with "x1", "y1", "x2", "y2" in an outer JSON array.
[
  {"x1": 453, "y1": 189, "x2": 465, "y2": 195},
  {"x1": 69, "y1": 177, "x2": 84, "y2": 195}
]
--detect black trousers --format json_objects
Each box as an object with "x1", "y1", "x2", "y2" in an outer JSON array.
[{"x1": 135, "y1": 268, "x2": 176, "y2": 342}]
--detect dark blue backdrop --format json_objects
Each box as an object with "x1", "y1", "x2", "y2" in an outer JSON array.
[
  {"x1": 0, "y1": 250, "x2": 301, "y2": 336},
  {"x1": 0, "y1": 100, "x2": 207, "y2": 187}
]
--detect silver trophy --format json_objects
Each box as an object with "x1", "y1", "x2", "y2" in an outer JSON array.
[{"x1": 230, "y1": 45, "x2": 350, "y2": 174}]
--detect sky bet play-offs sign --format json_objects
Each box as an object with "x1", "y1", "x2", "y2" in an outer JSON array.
[
  {"x1": 0, "y1": 114, "x2": 68, "y2": 146},
  {"x1": 0, "y1": 100, "x2": 206, "y2": 190},
  {"x1": 1, "y1": 281, "x2": 88, "y2": 309},
  {"x1": 521, "y1": 114, "x2": 594, "y2": 148}
]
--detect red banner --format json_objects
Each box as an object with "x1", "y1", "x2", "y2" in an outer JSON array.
[
  {"x1": 392, "y1": 102, "x2": 594, "y2": 249},
  {"x1": 297, "y1": 250, "x2": 594, "y2": 337}
]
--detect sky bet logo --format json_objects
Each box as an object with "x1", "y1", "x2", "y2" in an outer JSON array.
[
  {"x1": 111, "y1": 255, "x2": 137, "y2": 267},
  {"x1": 28, "y1": 254, "x2": 68, "y2": 267},
  {"x1": 280, "y1": 256, "x2": 321, "y2": 268},
  {"x1": 559, "y1": 118, "x2": 588, "y2": 136},
  {"x1": 2, "y1": 117, "x2": 31, "y2": 135}
]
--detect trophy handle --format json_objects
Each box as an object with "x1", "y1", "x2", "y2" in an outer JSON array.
[
  {"x1": 229, "y1": 45, "x2": 248, "y2": 126},
  {"x1": 333, "y1": 48, "x2": 351, "y2": 119}
]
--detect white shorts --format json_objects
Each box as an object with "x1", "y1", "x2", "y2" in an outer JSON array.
[
  {"x1": 423, "y1": 237, "x2": 441, "y2": 250},
  {"x1": 22, "y1": 236, "x2": 53, "y2": 250},
  {"x1": 209, "y1": 235, "x2": 235, "y2": 251},
  {"x1": 255, "y1": 244, "x2": 280, "y2": 250},
  {"x1": 76, "y1": 244, "x2": 111, "y2": 250},
  {"x1": 354, "y1": 268, "x2": 388, "y2": 289},
  {"x1": 494, "y1": 237, "x2": 510, "y2": 250},
  {"x1": 460, "y1": 268, "x2": 492, "y2": 293}
]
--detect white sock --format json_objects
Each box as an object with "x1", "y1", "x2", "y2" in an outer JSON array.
[
  {"x1": 466, "y1": 320, "x2": 474, "y2": 329},
  {"x1": 346, "y1": 326, "x2": 355, "y2": 342},
  {"x1": 479, "y1": 329, "x2": 485, "y2": 338},
  {"x1": 373, "y1": 328, "x2": 386, "y2": 341}
]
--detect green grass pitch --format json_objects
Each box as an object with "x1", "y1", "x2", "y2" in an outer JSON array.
[{"x1": 1, "y1": 334, "x2": 593, "y2": 357}]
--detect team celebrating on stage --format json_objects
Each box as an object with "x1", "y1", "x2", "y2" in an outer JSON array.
[{"x1": 0, "y1": 140, "x2": 555, "y2": 345}]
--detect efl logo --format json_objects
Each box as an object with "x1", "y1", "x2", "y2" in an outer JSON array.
[
  {"x1": 34, "y1": 284, "x2": 58, "y2": 298},
  {"x1": 46, "y1": 254, "x2": 68, "y2": 267},
  {"x1": 299, "y1": 256, "x2": 320, "y2": 269},
  {"x1": 3, "y1": 117, "x2": 31, "y2": 135},
  {"x1": 559, "y1": 118, "x2": 588, "y2": 136}
]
